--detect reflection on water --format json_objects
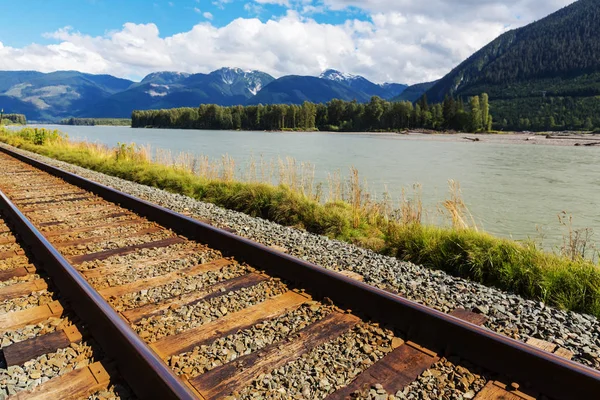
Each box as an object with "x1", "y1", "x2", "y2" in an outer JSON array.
[{"x1": 30, "y1": 125, "x2": 600, "y2": 250}]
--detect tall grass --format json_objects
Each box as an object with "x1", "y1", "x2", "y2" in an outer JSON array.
[{"x1": 1, "y1": 127, "x2": 599, "y2": 317}]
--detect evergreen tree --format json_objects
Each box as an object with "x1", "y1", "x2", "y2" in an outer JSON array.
[
  {"x1": 480, "y1": 93, "x2": 491, "y2": 131},
  {"x1": 469, "y1": 96, "x2": 482, "y2": 132}
]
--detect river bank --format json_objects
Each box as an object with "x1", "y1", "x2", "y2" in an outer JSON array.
[
  {"x1": 318, "y1": 131, "x2": 600, "y2": 147},
  {"x1": 0, "y1": 136, "x2": 598, "y2": 373},
  {"x1": 1, "y1": 126, "x2": 599, "y2": 320},
  {"x1": 17, "y1": 124, "x2": 600, "y2": 249}
]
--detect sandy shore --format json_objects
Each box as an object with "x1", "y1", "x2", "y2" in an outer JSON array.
[{"x1": 330, "y1": 131, "x2": 600, "y2": 147}]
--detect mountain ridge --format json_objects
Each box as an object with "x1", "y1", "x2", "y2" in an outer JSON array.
[
  {"x1": 423, "y1": 0, "x2": 600, "y2": 130},
  {"x1": 425, "y1": 0, "x2": 600, "y2": 102},
  {"x1": 0, "y1": 68, "x2": 409, "y2": 120},
  {"x1": 319, "y1": 69, "x2": 407, "y2": 99}
]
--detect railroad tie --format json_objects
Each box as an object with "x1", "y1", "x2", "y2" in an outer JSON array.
[
  {"x1": 99, "y1": 258, "x2": 231, "y2": 299},
  {"x1": 0, "y1": 278, "x2": 48, "y2": 301},
  {"x1": 0, "y1": 265, "x2": 36, "y2": 282},
  {"x1": 9, "y1": 361, "x2": 111, "y2": 400},
  {"x1": 151, "y1": 290, "x2": 310, "y2": 358},
  {"x1": 326, "y1": 307, "x2": 488, "y2": 399},
  {"x1": 122, "y1": 272, "x2": 268, "y2": 324},
  {"x1": 189, "y1": 311, "x2": 359, "y2": 399},
  {"x1": 2, "y1": 325, "x2": 83, "y2": 366},
  {"x1": 0, "y1": 301, "x2": 64, "y2": 335}
]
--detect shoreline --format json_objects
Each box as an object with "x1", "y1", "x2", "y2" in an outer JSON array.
[
  {"x1": 316, "y1": 131, "x2": 600, "y2": 147},
  {"x1": 28, "y1": 124, "x2": 600, "y2": 147},
  {"x1": 0, "y1": 139, "x2": 598, "y2": 373}
]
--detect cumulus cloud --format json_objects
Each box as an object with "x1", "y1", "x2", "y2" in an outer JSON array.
[{"x1": 0, "y1": 0, "x2": 576, "y2": 84}]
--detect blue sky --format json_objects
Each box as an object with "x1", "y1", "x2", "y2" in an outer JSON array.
[
  {"x1": 0, "y1": 0, "x2": 366, "y2": 47},
  {"x1": 0, "y1": 0, "x2": 575, "y2": 84}
]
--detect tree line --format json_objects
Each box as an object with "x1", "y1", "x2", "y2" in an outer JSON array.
[
  {"x1": 0, "y1": 114, "x2": 26, "y2": 125},
  {"x1": 131, "y1": 94, "x2": 493, "y2": 133},
  {"x1": 59, "y1": 118, "x2": 131, "y2": 126}
]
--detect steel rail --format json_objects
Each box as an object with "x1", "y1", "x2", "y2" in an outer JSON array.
[
  {"x1": 0, "y1": 175, "x2": 198, "y2": 398},
  {"x1": 1, "y1": 145, "x2": 600, "y2": 399}
]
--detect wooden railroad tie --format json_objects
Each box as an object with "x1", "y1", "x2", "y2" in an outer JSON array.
[
  {"x1": 474, "y1": 381, "x2": 537, "y2": 400},
  {"x1": 69, "y1": 236, "x2": 186, "y2": 264},
  {"x1": 189, "y1": 311, "x2": 359, "y2": 399},
  {"x1": 2, "y1": 325, "x2": 83, "y2": 366},
  {"x1": 38, "y1": 211, "x2": 131, "y2": 228},
  {"x1": 327, "y1": 307, "x2": 488, "y2": 399},
  {"x1": 0, "y1": 301, "x2": 64, "y2": 335},
  {"x1": 0, "y1": 278, "x2": 47, "y2": 302},
  {"x1": 122, "y1": 272, "x2": 267, "y2": 324},
  {"x1": 151, "y1": 290, "x2": 310, "y2": 358},
  {"x1": 0, "y1": 265, "x2": 36, "y2": 282},
  {"x1": 99, "y1": 258, "x2": 231, "y2": 299},
  {"x1": 526, "y1": 337, "x2": 574, "y2": 360},
  {"x1": 10, "y1": 361, "x2": 111, "y2": 400}
]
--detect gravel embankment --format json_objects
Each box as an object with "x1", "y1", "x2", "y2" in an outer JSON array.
[{"x1": 2, "y1": 143, "x2": 598, "y2": 371}]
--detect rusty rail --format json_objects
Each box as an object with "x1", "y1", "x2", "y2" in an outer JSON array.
[
  {"x1": 0, "y1": 165, "x2": 197, "y2": 399},
  {"x1": 1, "y1": 145, "x2": 600, "y2": 399}
]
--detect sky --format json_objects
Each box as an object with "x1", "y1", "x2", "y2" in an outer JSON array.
[{"x1": 0, "y1": 0, "x2": 576, "y2": 84}]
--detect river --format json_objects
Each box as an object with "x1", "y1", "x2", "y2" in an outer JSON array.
[{"x1": 29, "y1": 125, "x2": 600, "y2": 251}]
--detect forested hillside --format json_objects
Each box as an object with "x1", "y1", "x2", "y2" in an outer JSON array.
[
  {"x1": 425, "y1": 0, "x2": 600, "y2": 131},
  {"x1": 0, "y1": 71, "x2": 133, "y2": 120}
]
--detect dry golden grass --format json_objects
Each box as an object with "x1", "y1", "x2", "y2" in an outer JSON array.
[{"x1": 3, "y1": 127, "x2": 600, "y2": 317}]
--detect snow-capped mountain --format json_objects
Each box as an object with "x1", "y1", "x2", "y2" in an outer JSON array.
[
  {"x1": 319, "y1": 69, "x2": 407, "y2": 99},
  {"x1": 0, "y1": 67, "x2": 409, "y2": 120},
  {"x1": 75, "y1": 68, "x2": 276, "y2": 118},
  {"x1": 319, "y1": 69, "x2": 361, "y2": 83},
  {"x1": 209, "y1": 68, "x2": 274, "y2": 96},
  {"x1": 140, "y1": 71, "x2": 191, "y2": 85}
]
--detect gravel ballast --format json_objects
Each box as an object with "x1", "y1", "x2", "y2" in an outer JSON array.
[{"x1": 1, "y1": 143, "x2": 598, "y2": 371}]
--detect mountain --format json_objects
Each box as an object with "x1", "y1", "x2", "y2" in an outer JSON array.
[
  {"x1": 0, "y1": 67, "x2": 407, "y2": 120},
  {"x1": 138, "y1": 71, "x2": 191, "y2": 86},
  {"x1": 319, "y1": 69, "x2": 407, "y2": 99},
  {"x1": 380, "y1": 83, "x2": 409, "y2": 98},
  {"x1": 392, "y1": 81, "x2": 438, "y2": 102},
  {"x1": 0, "y1": 71, "x2": 133, "y2": 120},
  {"x1": 247, "y1": 75, "x2": 372, "y2": 105},
  {"x1": 423, "y1": 0, "x2": 600, "y2": 130},
  {"x1": 0, "y1": 71, "x2": 45, "y2": 92},
  {"x1": 79, "y1": 68, "x2": 275, "y2": 118},
  {"x1": 0, "y1": 94, "x2": 42, "y2": 119}
]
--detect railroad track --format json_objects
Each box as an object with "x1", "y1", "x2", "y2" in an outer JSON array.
[
  {"x1": 0, "y1": 205, "x2": 134, "y2": 399},
  {"x1": 0, "y1": 146, "x2": 599, "y2": 400}
]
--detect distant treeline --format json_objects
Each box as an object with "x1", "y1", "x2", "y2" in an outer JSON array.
[
  {"x1": 59, "y1": 118, "x2": 131, "y2": 126},
  {"x1": 0, "y1": 114, "x2": 27, "y2": 125},
  {"x1": 131, "y1": 94, "x2": 493, "y2": 133}
]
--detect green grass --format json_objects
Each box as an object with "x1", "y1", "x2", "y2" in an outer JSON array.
[{"x1": 2, "y1": 127, "x2": 599, "y2": 317}]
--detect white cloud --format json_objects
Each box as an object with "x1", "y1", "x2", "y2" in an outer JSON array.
[
  {"x1": 255, "y1": 0, "x2": 290, "y2": 6},
  {"x1": 0, "y1": 0, "x2": 577, "y2": 84},
  {"x1": 244, "y1": 3, "x2": 263, "y2": 15},
  {"x1": 212, "y1": 0, "x2": 232, "y2": 9},
  {"x1": 203, "y1": 11, "x2": 214, "y2": 19}
]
